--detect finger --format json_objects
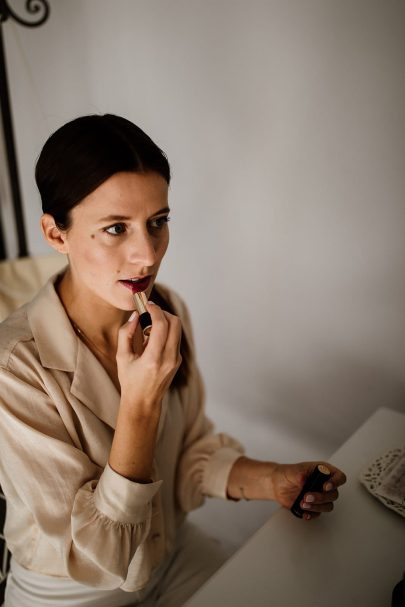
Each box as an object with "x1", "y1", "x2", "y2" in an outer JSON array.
[
  {"x1": 161, "y1": 313, "x2": 182, "y2": 382},
  {"x1": 300, "y1": 500, "x2": 334, "y2": 514},
  {"x1": 304, "y1": 512, "x2": 320, "y2": 521},
  {"x1": 324, "y1": 468, "x2": 347, "y2": 491},
  {"x1": 142, "y1": 301, "x2": 169, "y2": 358},
  {"x1": 330, "y1": 469, "x2": 347, "y2": 488},
  {"x1": 303, "y1": 489, "x2": 339, "y2": 505},
  {"x1": 162, "y1": 312, "x2": 182, "y2": 360},
  {"x1": 117, "y1": 311, "x2": 139, "y2": 356}
]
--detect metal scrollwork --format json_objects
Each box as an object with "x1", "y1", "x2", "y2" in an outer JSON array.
[
  {"x1": 0, "y1": 0, "x2": 50, "y2": 28},
  {"x1": 0, "y1": 0, "x2": 51, "y2": 258}
]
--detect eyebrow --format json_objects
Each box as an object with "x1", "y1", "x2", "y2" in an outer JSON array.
[{"x1": 97, "y1": 207, "x2": 171, "y2": 223}]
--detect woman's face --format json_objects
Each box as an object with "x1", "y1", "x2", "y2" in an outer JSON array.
[{"x1": 61, "y1": 171, "x2": 170, "y2": 311}]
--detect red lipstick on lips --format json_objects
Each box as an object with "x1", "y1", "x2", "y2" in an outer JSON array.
[{"x1": 119, "y1": 276, "x2": 151, "y2": 293}]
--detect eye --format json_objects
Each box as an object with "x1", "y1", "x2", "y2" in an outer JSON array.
[
  {"x1": 104, "y1": 223, "x2": 127, "y2": 236},
  {"x1": 149, "y1": 215, "x2": 171, "y2": 230}
]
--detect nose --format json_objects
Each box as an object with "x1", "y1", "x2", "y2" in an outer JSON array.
[{"x1": 127, "y1": 229, "x2": 158, "y2": 269}]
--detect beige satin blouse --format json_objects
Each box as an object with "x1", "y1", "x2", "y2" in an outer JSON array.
[{"x1": 0, "y1": 270, "x2": 244, "y2": 592}]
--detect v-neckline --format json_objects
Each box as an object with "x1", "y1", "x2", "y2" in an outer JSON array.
[{"x1": 73, "y1": 324, "x2": 145, "y2": 396}]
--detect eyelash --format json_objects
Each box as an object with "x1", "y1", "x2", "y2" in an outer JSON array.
[{"x1": 104, "y1": 216, "x2": 171, "y2": 236}]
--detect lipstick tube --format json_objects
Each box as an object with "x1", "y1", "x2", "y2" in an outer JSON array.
[
  {"x1": 132, "y1": 292, "x2": 152, "y2": 337},
  {"x1": 290, "y1": 464, "x2": 331, "y2": 518}
]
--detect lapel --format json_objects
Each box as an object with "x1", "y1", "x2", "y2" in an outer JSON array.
[
  {"x1": 27, "y1": 269, "x2": 169, "y2": 436},
  {"x1": 70, "y1": 339, "x2": 121, "y2": 429},
  {"x1": 69, "y1": 340, "x2": 169, "y2": 438},
  {"x1": 27, "y1": 268, "x2": 120, "y2": 428}
]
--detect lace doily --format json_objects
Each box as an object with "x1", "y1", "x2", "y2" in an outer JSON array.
[{"x1": 359, "y1": 447, "x2": 405, "y2": 518}]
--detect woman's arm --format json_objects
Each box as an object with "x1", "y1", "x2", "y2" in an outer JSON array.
[
  {"x1": 227, "y1": 456, "x2": 346, "y2": 519},
  {"x1": 108, "y1": 301, "x2": 182, "y2": 482},
  {"x1": 0, "y1": 365, "x2": 160, "y2": 589}
]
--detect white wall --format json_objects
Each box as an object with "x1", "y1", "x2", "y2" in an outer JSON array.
[{"x1": 4, "y1": 0, "x2": 405, "y2": 467}]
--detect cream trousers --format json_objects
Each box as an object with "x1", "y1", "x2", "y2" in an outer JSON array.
[{"x1": 3, "y1": 522, "x2": 228, "y2": 607}]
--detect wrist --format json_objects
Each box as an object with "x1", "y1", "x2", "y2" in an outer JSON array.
[
  {"x1": 227, "y1": 457, "x2": 279, "y2": 501},
  {"x1": 260, "y1": 461, "x2": 281, "y2": 501},
  {"x1": 110, "y1": 402, "x2": 161, "y2": 483},
  {"x1": 119, "y1": 395, "x2": 162, "y2": 422}
]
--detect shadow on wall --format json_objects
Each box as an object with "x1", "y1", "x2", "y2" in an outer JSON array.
[{"x1": 258, "y1": 355, "x2": 405, "y2": 452}]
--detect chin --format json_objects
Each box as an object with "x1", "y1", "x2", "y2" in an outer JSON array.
[{"x1": 98, "y1": 289, "x2": 133, "y2": 311}]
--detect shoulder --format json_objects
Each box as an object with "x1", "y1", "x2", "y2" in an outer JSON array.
[{"x1": 0, "y1": 304, "x2": 35, "y2": 371}]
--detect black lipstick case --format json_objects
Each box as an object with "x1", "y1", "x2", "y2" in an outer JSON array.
[
  {"x1": 290, "y1": 464, "x2": 332, "y2": 518},
  {"x1": 133, "y1": 291, "x2": 152, "y2": 337}
]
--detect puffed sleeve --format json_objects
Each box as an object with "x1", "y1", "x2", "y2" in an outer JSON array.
[
  {"x1": 0, "y1": 365, "x2": 161, "y2": 590},
  {"x1": 171, "y1": 293, "x2": 245, "y2": 513}
]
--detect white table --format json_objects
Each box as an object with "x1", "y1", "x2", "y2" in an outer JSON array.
[{"x1": 185, "y1": 407, "x2": 405, "y2": 606}]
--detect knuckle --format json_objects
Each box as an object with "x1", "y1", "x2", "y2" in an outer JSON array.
[
  {"x1": 115, "y1": 347, "x2": 126, "y2": 359},
  {"x1": 167, "y1": 312, "x2": 181, "y2": 327},
  {"x1": 144, "y1": 359, "x2": 159, "y2": 375},
  {"x1": 171, "y1": 355, "x2": 180, "y2": 368},
  {"x1": 175, "y1": 354, "x2": 182, "y2": 370},
  {"x1": 154, "y1": 316, "x2": 167, "y2": 329},
  {"x1": 151, "y1": 359, "x2": 161, "y2": 372},
  {"x1": 147, "y1": 305, "x2": 161, "y2": 319}
]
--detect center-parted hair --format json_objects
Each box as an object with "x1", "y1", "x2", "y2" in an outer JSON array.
[
  {"x1": 35, "y1": 114, "x2": 190, "y2": 389},
  {"x1": 36, "y1": 114, "x2": 171, "y2": 230}
]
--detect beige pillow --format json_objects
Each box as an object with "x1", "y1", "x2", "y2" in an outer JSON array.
[{"x1": 0, "y1": 253, "x2": 67, "y2": 322}]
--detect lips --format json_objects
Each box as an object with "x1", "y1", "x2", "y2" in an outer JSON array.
[{"x1": 119, "y1": 276, "x2": 151, "y2": 293}]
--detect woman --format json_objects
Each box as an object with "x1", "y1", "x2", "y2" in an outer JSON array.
[{"x1": 0, "y1": 114, "x2": 346, "y2": 607}]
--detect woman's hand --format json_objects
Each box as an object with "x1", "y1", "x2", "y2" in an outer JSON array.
[
  {"x1": 116, "y1": 300, "x2": 182, "y2": 415},
  {"x1": 227, "y1": 457, "x2": 346, "y2": 521},
  {"x1": 269, "y1": 461, "x2": 347, "y2": 520}
]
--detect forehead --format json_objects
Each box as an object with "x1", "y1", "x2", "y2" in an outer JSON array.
[{"x1": 73, "y1": 171, "x2": 169, "y2": 220}]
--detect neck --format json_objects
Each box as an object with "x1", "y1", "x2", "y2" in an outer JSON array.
[{"x1": 56, "y1": 268, "x2": 130, "y2": 352}]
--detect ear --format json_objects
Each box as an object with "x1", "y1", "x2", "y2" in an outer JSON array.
[{"x1": 40, "y1": 214, "x2": 69, "y2": 254}]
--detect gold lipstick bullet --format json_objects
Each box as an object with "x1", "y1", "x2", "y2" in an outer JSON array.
[{"x1": 132, "y1": 291, "x2": 152, "y2": 336}]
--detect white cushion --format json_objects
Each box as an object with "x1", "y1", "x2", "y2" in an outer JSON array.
[{"x1": 0, "y1": 253, "x2": 67, "y2": 322}]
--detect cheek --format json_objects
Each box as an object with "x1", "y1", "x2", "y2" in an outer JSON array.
[
  {"x1": 71, "y1": 234, "x2": 118, "y2": 271},
  {"x1": 84, "y1": 242, "x2": 111, "y2": 264},
  {"x1": 157, "y1": 232, "x2": 169, "y2": 258}
]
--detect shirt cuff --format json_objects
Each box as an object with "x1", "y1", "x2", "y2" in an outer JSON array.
[
  {"x1": 94, "y1": 462, "x2": 163, "y2": 524},
  {"x1": 202, "y1": 447, "x2": 244, "y2": 499}
]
